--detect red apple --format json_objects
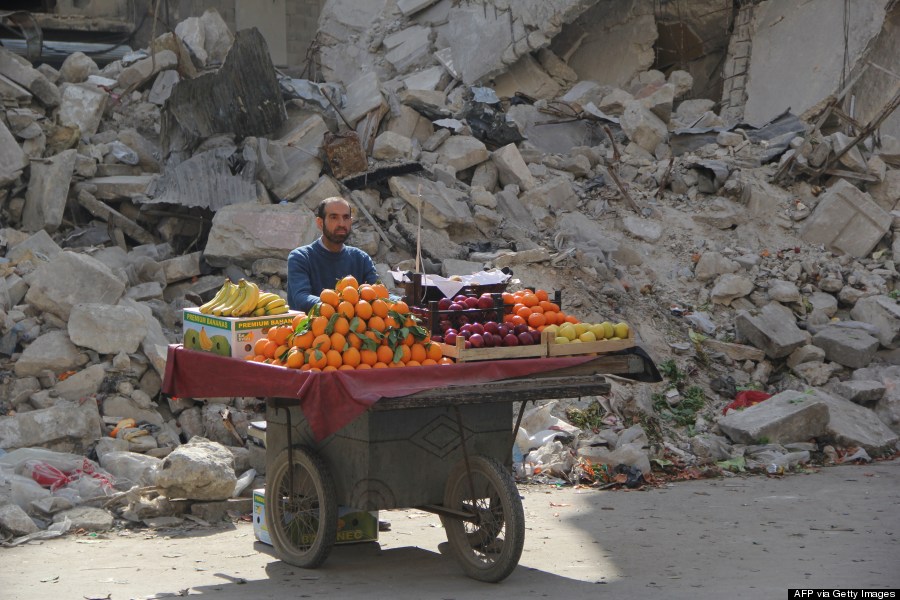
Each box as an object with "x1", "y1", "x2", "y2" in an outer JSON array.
[
  {"x1": 469, "y1": 333, "x2": 484, "y2": 348},
  {"x1": 438, "y1": 297, "x2": 452, "y2": 310},
  {"x1": 464, "y1": 297, "x2": 480, "y2": 309},
  {"x1": 444, "y1": 331, "x2": 457, "y2": 345},
  {"x1": 449, "y1": 302, "x2": 464, "y2": 311},
  {"x1": 503, "y1": 333, "x2": 519, "y2": 346},
  {"x1": 431, "y1": 334, "x2": 443, "y2": 343},
  {"x1": 484, "y1": 321, "x2": 500, "y2": 334},
  {"x1": 476, "y1": 295, "x2": 493, "y2": 309},
  {"x1": 518, "y1": 331, "x2": 533, "y2": 345},
  {"x1": 530, "y1": 329, "x2": 542, "y2": 343},
  {"x1": 470, "y1": 323, "x2": 484, "y2": 335}
]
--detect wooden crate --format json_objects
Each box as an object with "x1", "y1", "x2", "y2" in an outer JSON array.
[
  {"x1": 546, "y1": 329, "x2": 635, "y2": 357},
  {"x1": 439, "y1": 334, "x2": 547, "y2": 363}
]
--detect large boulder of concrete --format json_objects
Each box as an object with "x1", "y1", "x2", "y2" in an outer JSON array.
[{"x1": 155, "y1": 437, "x2": 236, "y2": 501}]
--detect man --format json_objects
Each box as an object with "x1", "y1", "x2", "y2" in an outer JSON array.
[{"x1": 287, "y1": 196, "x2": 378, "y2": 312}]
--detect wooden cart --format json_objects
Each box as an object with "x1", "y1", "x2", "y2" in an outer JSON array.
[{"x1": 262, "y1": 353, "x2": 656, "y2": 583}]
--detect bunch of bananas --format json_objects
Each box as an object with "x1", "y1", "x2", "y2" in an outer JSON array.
[
  {"x1": 198, "y1": 279, "x2": 288, "y2": 317},
  {"x1": 252, "y1": 291, "x2": 288, "y2": 316}
]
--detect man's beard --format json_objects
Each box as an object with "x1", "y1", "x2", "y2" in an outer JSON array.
[{"x1": 323, "y1": 226, "x2": 349, "y2": 245}]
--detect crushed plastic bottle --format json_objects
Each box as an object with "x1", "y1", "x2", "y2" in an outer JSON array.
[{"x1": 766, "y1": 463, "x2": 784, "y2": 476}]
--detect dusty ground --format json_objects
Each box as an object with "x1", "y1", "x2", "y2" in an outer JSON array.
[{"x1": 2, "y1": 459, "x2": 897, "y2": 600}]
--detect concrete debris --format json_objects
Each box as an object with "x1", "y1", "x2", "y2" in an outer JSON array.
[{"x1": 2, "y1": 1, "x2": 900, "y2": 538}]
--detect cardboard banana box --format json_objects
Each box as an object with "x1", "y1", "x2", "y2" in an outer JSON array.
[{"x1": 182, "y1": 308, "x2": 300, "y2": 359}]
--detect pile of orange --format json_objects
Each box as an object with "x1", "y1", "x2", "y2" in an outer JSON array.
[
  {"x1": 245, "y1": 275, "x2": 452, "y2": 371},
  {"x1": 501, "y1": 288, "x2": 579, "y2": 331}
]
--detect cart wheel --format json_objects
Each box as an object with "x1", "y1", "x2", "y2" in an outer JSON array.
[
  {"x1": 266, "y1": 447, "x2": 337, "y2": 569},
  {"x1": 440, "y1": 456, "x2": 524, "y2": 583}
]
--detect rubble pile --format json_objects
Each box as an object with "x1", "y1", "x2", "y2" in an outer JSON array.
[{"x1": 1, "y1": 1, "x2": 899, "y2": 540}]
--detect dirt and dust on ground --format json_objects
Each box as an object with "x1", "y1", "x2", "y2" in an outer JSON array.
[{"x1": 2, "y1": 459, "x2": 898, "y2": 600}]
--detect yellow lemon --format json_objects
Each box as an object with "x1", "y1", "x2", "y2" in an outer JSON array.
[
  {"x1": 573, "y1": 323, "x2": 590, "y2": 337},
  {"x1": 588, "y1": 323, "x2": 605, "y2": 339},
  {"x1": 601, "y1": 321, "x2": 615, "y2": 339},
  {"x1": 554, "y1": 336, "x2": 570, "y2": 344},
  {"x1": 559, "y1": 323, "x2": 577, "y2": 341},
  {"x1": 614, "y1": 322, "x2": 630, "y2": 339},
  {"x1": 578, "y1": 330, "x2": 597, "y2": 342}
]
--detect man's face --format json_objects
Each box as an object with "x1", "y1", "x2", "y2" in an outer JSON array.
[{"x1": 319, "y1": 201, "x2": 353, "y2": 246}]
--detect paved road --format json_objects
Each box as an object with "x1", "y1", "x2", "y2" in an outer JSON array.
[{"x1": 2, "y1": 459, "x2": 898, "y2": 599}]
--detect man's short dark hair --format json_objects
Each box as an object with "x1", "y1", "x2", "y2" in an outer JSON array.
[{"x1": 316, "y1": 197, "x2": 350, "y2": 219}]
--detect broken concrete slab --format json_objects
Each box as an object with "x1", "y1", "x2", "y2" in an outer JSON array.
[
  {"x1": 203, "y1": 203, "x2": 319, "y2": 269},
  {"x1": 436, "y1": 135, "x2": 489, "y2": 172},
  {"x1": 620, "y1": 100, "x2": 668, "y2": 152},
  {"x1": 58, "y1": 83, "x2": 108, "y2": 137},
  {"x1": 0, "y1": 398, "x2": 101, "y2": 452},
  {"x1": 493, "y1": 54, "x2": 561, "y2": 101},
  {"x1": 255, "y1": 139, "x2": 322, "y2": 201},
  {"x1": 622, "y1": 215, "x2": 663, "y2": 243},
  {"x1": 391, "y1": 220, "x2": 467, "y2": 262},
  {"x1": 21, "y1": 149, "x2": 77, "y2": 234},
  {"x1": 702, "y1": 339, "x2": 766, "y2": 362},
  {"x1": 506, "y1": 104, "x2": 605, "y2": 155},
  {"x1": 0, "y1": 118, "x2": 29, "y2": 187},
  {"x1": 13, "y1": 329, "x2": 90, "y2": 378},
  {"x1": 68, "y1": 303, "x2": 149, "y2": 355},
  {"x1": 830, "y1": 380, "x2": 886, "y2": 405},
  {"x1": 76, "y1": 190, "x2": 156, "y2": 246},
  {"x1": 694, "y1": 251, "x2": 739, "y2": 282},
  {"x1": 850, "y1": 295, "x2": 900, "y2": 349},
  {"x1": 519, "y1": 177, "x2": 579, "y2": 213},
  {"x1": 735, "y1": 302, "x2": 807, "y2": 359},
  {"x1": 148, "y1": 69, "x2": 180, "y2": 105},
  {"x1": 0, "y1": 46, "x2": 60, "y2": 107},
  {"x1": 814, "y1": 389, "x2": 899, "y2": 453},
  {"x1": 799, "y1": 173, "x2": 891, "y2": 259},
  {"x1": 384, "y1": 25, "x2": 432, "y2": 73},
  {"x1": 343, "y1": 71, "x2": 387, "y2": 126},
  {"x1": 389, "y1": 175, "x2": 474, "y2": 232},
  {"x1": 372, "y1": 131, "x2": 413, "y2": 160},
  {"x1": 710, "y1": 273, "x2": 754, "y2": 306},
  {"x1": 718, "y1": 390, "x2": 829, "y2": 445},
  {"x1": 491, "y1": 143, "x2": 536, "y2": 191},
  {"x1": 812, "y1": 326, "x2": 880, "y2": 369},
  {"x1": 6, "y1": 229, "x2": 62, "y2": 265},
  {"x1": 23, "y1": 251, "x2": 126, "y2": 321}
]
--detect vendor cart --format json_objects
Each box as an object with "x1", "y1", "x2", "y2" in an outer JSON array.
[{"x1": 162, "y1": 345, "x2": 660, "y2": 583}]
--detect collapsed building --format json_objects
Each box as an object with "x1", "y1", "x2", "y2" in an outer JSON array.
[{"x1": 0, "y1": 0, "x2": 899, "y2": 537}]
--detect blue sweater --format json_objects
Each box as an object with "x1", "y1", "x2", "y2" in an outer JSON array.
[{"x1": 287, "y1": 238, "x2": 378, "y2": 312}]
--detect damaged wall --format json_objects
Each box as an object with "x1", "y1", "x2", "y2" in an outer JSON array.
[
  {"x1": 850, "y1": 2, "x2": 900, "y2": 140},
  {"x1": 736, "y1": 0, "x2": 893, "y2": 127}
]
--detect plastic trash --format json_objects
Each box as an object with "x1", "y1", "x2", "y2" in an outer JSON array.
[
  {"x1": 233, "y1": 468, "x2": 257, "y2": 497},
  {"x1": 613, "y1": 464, "x2": 644, "y2": 488},
  {"x1": 684, "y1": 311, "x2": 717, "y2": 334},
  {"x1": 108, "y1": 141, "x2": 139, "y2": 165}
]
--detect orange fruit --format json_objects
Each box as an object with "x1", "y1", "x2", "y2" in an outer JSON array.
[
  {"x1": 274, "y1": 343, "x2": 289, "y2": 360},
  {"x1": 439, "y1": 357, "x2": 454, "y2": 365},
  {"x1": 350, "y1": 316, "x2": 366, "y2": 333},
  {"x1": 270, "y1": 326, "x2": 291, "y2": 346},
  {"x1": 391, "y1": 300, "x2": 409, "y2": 314},
  {"x1": 335, "y1": 275, "x2": 358, "y2": 293},
  {"x1": 340, "y1": 286, "x2": 359, "y2": 305},
  {"x1": 337, "y1": 300, "x2": 354, "y2": 319},
  {"x1": 347, "y1": 332, "x2": 362, "y2": 349},
  {"x1": 516, "y1": 306, "x2": 532, "y2": 320},
  {"x1": 261, "y1": 340, "x2": 278, "y2": 359},
  {"x1": 388, "y1": 361, "x2": 405, "y2": 368},
  {"x1": 426, "y1": 342, "x2": 443, "y2": 361},
  {"x1": 330, "y1": 331, "x2": 347, "y2": 352},
  {"x1": 410, "y1": 343, "x2": 427, "y2": 363},
  {"x1": 355, "y1": 300, "x2": 373, "y2": 320},
  {"x1": 322, "y1": 365, "x2": 337, "y2": 372},
  {"x1": 338, "y1": 364, "x2": 355, "y2": 370},
  {"x1": 360, "y1": 349, "x2": 378, "y2": 366},
  {"x1": 312, "y1": 333, "x2": 331, "y2": 353},
  {"x1": 373, "y1": 362, "x2": 388, "y2": 369},
  {"x1": 543, "y1": 311, "x2": 557, "y2": 325},
  {"x1": 311, "y1": 316, "x2": 329, "y2": 337},
  {"x1": 565, "y1": 314, "x2": 579, "y2": 324},
  {"x1": 325, "y1": 349, "x2": 343, "y2": 368},
  {"x1": 522, "y1": 293, "x2": 538, "y2": 307},
  {"x1": 292, "y1": 313, "x2": 307, "y2": 329},
  {"x1": 358, "y1": 284, "x2": 377, "y2": 302},
  {"x1": 286, "y1": 349, "x2": 304, "y2": 369},
  {"x1": 397, "y1": 345, "x2": 411, "y2": 363},
  {"x1": 293, "y1": 329, "x2": 314, "y2": 349},
  {"x1": 318, "y1": 302, "x2": 335, "y2": 318},
  {"x1": 501, "y1": 292, "x2": 515, "y2": 305},
  {"x1": 376, "y1": 345, "x2": 394, "y2": 364},
  {"x1": 254, "y1": 338, "x2": 271, "y2": 356},
  {"x1": 421, "y1": 358, "x2": 437, "y2": 366},
  {"x1": 367, "y1": 315, "x2": 387, "y2": 333},
  {"x1": 319, "y1": 288, "x2": 340, "y2": 307},
  {"x1": 535, "y1": 289, "x2": 549, "y2": 302},
  {"x1": 356, "y1": 363, "x2": 372, "y2": 370},
  {"x1": 371, "y1": 299, "x2": 389, "y2": 318},
  {"x1": 556, "y1": 312, "x2": 568, "y2": 325},
  {"x1": 527, "y1": 312, "x2": 546, "y2": 328},
  {"x1": 306, "y1": 349, "x2": 327, "y2": 369},
  {"x1": 406, "y1": 360, "x2": 421, "y2": 367},
  {"x1": 371, "y1": 283, "x2": 390, "y2": 299},
  {"x1": 332, "y1": 316, "x2": 350, "y2": 335},
  {"x1": 509, "y1": 314, "x2": 526, "y2": 326},
  {"x1": 341, "y1": 347, "x2": 361, "y2": 368}
]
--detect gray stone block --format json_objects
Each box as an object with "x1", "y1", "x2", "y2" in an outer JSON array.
[
  {"x1": 735, "y1": 303, "x2": 806, "y2": 359},
  {"x1": 812, "y1": 326, "x2": 880, "y2": 369},
  {"x1": 718, "y1": 391, "x2": 829, "y2": 445},
  {"x1": 799, "y1": 179, "x2": 891, "y2": 258}
]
